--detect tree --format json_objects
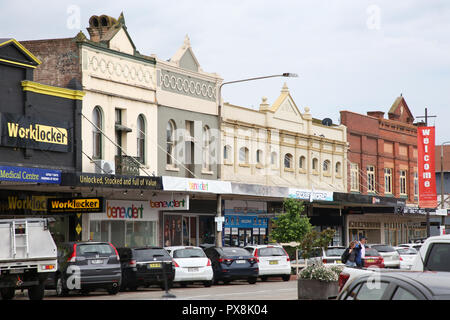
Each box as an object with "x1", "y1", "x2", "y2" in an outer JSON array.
[
  {"x1": 270, "y1": 198, "x2": 312, "y2": 244},
  {"x1": 299, "y1": 228, "x2": 336, "y2": 259}
]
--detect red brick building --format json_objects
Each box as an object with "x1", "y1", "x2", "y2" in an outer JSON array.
[{"x1": 340, "y1": 96, "x2": 426, "y2": 245}]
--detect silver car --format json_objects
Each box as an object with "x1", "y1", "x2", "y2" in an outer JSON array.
[{"x1": 367, "y1": 244, "x2": 400, "y2": 268}]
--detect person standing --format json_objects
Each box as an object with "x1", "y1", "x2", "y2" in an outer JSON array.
[{"x1": 343, "y1": 241, "x2": 358, "y2": 267}]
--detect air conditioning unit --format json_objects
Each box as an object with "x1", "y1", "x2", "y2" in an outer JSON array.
[{"x1": 93, "y1": 160, "x2": 115, "y2": 175}]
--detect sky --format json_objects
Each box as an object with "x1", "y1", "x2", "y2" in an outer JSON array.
[{"x1": 2, "y1": 1, "x2": 450, "y2": 143}]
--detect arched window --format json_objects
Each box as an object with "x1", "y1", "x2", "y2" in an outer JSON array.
[
  {"x1": 203, "y1": 125, "x2": 211, "y2": 171},
  {"x1": 323, "y1": 160, "x2": 331, "y2": 174},
  {"x1": 299, "y1": 156, "x2": 306, "y2": 170},
  {"x1": 256, "y1": 150, "x2": 263, "y2": 165},
  {"x1": 271, "y1": 152, "x2": 278, "y2": 166},
  {"x1": 223, "y1": 145, "x2": 232, "y2": 162},
  {"x1": 335, "y1": 162, "x2": 342, "y2": 176},
  {"x1": 312, "y1": 158, "x2": 319, "y2": 172},
  {"x1": 166, "y1": 120, "x2": 176, "y2": 166},
  {"x1": 239, "y1": 147, "x2": 249, "y2": 164},
  {"x1": 284, "y1": 153, "x2": 293, "y2": 169},
  {"x1": 92, "y1": 106, "x2": 103, "y2": 159},
  {"x1": 137, "y1": 114, "x2": 146, "y2": 163}
]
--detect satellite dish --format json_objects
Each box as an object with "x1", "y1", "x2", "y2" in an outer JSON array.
[{"x1": 322, "y1": 118, "x2": 333, "y2": 126}]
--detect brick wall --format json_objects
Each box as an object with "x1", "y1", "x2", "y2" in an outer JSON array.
[
  {"x1": 21, "y1": 38, "x2": 81, "y2": 88},
  {"x1": 341, "y1": 110, "x2": 418, "y2": 204}
]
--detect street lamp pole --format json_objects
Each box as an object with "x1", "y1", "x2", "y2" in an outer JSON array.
[
  {"x1": 215, "y1": 73, "x2": 298, "y2": 248},
  {"x1": 440, "y1": 142, "x2": 450, "y2": 234}
]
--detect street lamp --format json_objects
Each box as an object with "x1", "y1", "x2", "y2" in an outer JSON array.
[
  {"x1": 440, "y1": 142, "x2": 450, "y2": 234},
  {"x1": 215, "y1": 72, "x2": 298, "y2": 247}
]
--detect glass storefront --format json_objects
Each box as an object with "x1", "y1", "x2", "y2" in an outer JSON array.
[
  {"x1": 163, "y1": 214, "x2": 214, "y2": 247},
  {"x1": 89, "y1": 220, "x2": 157, "y2": 247}
]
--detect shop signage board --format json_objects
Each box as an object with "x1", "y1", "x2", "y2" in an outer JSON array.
[
  {"x1": 60, "y1": 172, "x2": 162, "y2": 189},
  {"x1": 162, "y1": 176, "x2": 232, "y2": 194},
  {"x1": 224, "y1": 215, "x2": 268, "y2": 228},
  {"x1": 90, "y1": 200, "x2": 157, "y2": 221},
  {"x1": 0, "y1": 112, "x2": 70, "y2": 152},
  {"x1": 149, "y1": 194, "x2": 189, "y2": 211},
  {"x1": 47, "y1": 197, "x2": 104, "y2": 213},
  {"x1": 417, "y1": 126, "x2": 437, "y2": 208},
  {"x1": 0, "y1": 166, "x2": 61, "y2": 184},
  {"x1": 288, "y1": 188, "x2": 333, "y2": 202}
]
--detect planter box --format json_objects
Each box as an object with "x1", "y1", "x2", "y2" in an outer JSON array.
[{"x1": 297, "y1": 279, "x2": 338, "y2": 300}]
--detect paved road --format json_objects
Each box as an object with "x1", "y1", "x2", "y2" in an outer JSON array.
[{"x1": 13, "y1": 277, "x2": 297, "y2": 300}]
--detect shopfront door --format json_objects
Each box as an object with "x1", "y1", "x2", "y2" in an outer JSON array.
[{"x1": 239, "y1": 228, "x2": 252, "y2": 246}]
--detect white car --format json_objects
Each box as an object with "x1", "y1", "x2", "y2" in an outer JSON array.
[
  {"x1": 244, "y1": 245, "x2": 291, "y2": 281},
  {"x1": 164, "y1": 246, "x2": 213, "y2": 287},
  {"x1": 367, "y1": 244, "x2": 400, "y2": 268},
  {"x1": 398, "y1": 243, "x2": 423, "y2": 251},
  {"x1": 394, "y1": 247, "x2": 418, "y2": 270}
]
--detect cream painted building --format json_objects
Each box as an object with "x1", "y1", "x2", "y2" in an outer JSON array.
[{"x1": 221, "y1": 83, "x2": 348, "y2": 192}]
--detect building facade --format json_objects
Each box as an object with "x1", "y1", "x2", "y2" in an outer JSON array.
[{"x1": 340, "y1": 96, "x2": 425, "y2": 245}]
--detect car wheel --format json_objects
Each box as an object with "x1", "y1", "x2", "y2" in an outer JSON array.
[
  {"x1": 180, "y1": 282, "x2": 187, "y2": 288},
  {"x1": 204, "y1": 281, "x2": 212, "y2": 288},
  {"x1": 28, "y1": 282, "x2": 45, "y2": 300},
  {"x1": 80, "y1": 289, "x2": 91, "y2": 295},
  {"x1": 0, "y1": 287, "x2": 16, "y2": 300},
  {"x1": 282, "y1": 275, "x2": 290, "y2": 282},
  {"x1": 261, "y1": 276, "x2": 268, "y2": 282},
  {"x1": 56, "y1": 275, "x2": 69, "y2": 297},
  {"x1": 108, "y1": 285, "x2": 120, "y2": 295},
  {"x1": 223, "y1": 279, "x2": 231, "y2": 285},
  {"x1": 248, "y1": 277, "x2": 257, "y2": 284}
]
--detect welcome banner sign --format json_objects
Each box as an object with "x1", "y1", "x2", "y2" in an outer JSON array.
[{"x1": 417, "y1": 126, "x2": 437, "y2": 208}]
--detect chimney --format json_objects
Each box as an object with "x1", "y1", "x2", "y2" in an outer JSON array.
[
  {"x1": 367, "y1": 111, "x2": 385, "y2": 119},
  {"x1": 86, "y1": 15, "x2": 118, "y2": 42}
]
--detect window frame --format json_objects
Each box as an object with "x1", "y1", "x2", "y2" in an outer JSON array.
[{"x1": 92, "y1": 106, "x2": 103, "y2": 159}]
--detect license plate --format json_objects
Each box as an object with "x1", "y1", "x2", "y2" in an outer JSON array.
[
  {"x1": 235, "y1": 260, "x2": 246, "y2": 264},
  {"x1": 269, "y1": 260, "x2": 279, "y2": 265},
  {"x1": 188, "y1": 267, "x2": 199, "y2": 272},
  {"x1": 91, "y1": 259, "x2": 104, "y2": 264},
  {"x1": 9, "y1": 269, "x2": 22, "y2": 274},
  {"x1": 366, "y1": 259, "x2": 374, "y2": 263},
  {"x1": 336, "y1": 260, "x2": 342, "y2": 264},
  {"x1": 149, "y1": 263, "x2": 161, "y2": 268}
]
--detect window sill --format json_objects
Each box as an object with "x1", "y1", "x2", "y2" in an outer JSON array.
[
  {"x1": 256, "y1": 164, "x2": 264, "y2": 169},
  {"x1": 224, "y1": 162, "x2": 234, "y2": 166},
  {"x1": 202, "y1": 170, "x2": 214, "y2": 175},
  {"x1": 166, "y1": 165, "x2": 179, "y2": 172},
  {"x1": 323, "y1": 173, "x2": 332, "y2": 177},
  {"x1": 284, "y1": 168, "x2": 294, "y2": 172},
  {"x1": 239, "y1": 163, "x2": 250, "y2": 168},
  {"x1": 298, "y1": 169, "x2": 306, "y2": 174}
]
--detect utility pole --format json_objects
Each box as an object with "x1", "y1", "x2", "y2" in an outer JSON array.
[{"x1": 416, "y1": 107, "x2": 437, "y2": 238}]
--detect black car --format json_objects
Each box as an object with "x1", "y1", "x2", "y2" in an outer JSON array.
[
  {"x1": 338, "y1": 271, "x2": 450, "y2": 300},
  {"x1": 47, "y1": 242, "x2": 122, "y2": 296},
  {"x1": 204, "y1": 247, "x2": 259, "y2": 284},
  {"x1": 117, "y1": 247, "x2": 175, "y2": 291}
]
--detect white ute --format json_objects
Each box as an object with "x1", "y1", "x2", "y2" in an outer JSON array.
[{"x1": 0, "y1": 218, "x2": 57, "y2": 300}]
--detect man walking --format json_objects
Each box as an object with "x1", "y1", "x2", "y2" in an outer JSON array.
[{"x1": 355, "y1": 235, "x2": 367, "y2": 268}]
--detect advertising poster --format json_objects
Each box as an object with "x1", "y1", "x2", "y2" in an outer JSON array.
[{"x1": 417, "y1": 126, "x2": 437, "y2": 208}]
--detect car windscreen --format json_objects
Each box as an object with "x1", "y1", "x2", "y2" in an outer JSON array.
[
  {"x1": 326, "y1": 248, "x2": 345, "y2": 257},
  {"x1": 364, "y1": 248, "x2": 380, "y2": 257},
  {"x1": 173, "y1": 248, "x2": 206, "y2": 258},
  {"x1": 133, "y1": 248, "x2": 171, "y2": 261},
  {"x1": 397, "y1": 248, "x2": 417, "y2": 255},
  {"x1": 222, "y1": 247, "x2": 251, "y2": 256},
  {"x1": 258, "y1": 247, "x2": 286, "y2": 257},
  {"x1": 76, "y1": 243, "x2": 114, "y2": 256},
  {"x1": 371, "y1": 245, "x2": 395, "y2": 252},
  {"x1": 425, "y1": 243, "x2": 450, "y2": 272}
]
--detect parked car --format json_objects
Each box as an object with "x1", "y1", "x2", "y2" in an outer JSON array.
[
  {"x1": 366, "y1": 244, "x2": 400, "y2": 268},
  {"x1": 165, "y1": 246, "x2": 213, "y2": 287},
  {"x1": 48, "y1": 242, "x2": 121, "y2": 296},
  {"x1": 204, "y1": 247, "x2": 258, "y2": 284},
  {"x1": 362, "y1": 247, "x2": 385, "y2": 268},
  {"x1": 294, "y1": 246, "x2": 346, "y2": 266},
  {"x1": 337, "y1": 271, "x2": 450, "y2": 300},
  {"x1": 395, "y1": 247, "x2": 418, "y2": 270},
  {"x1": 398, "y1": 243, "x2": 423, "y2": 251},
  {"x1": 117, "y1": 247, "x2": 174, "y2": 291},
  {"x1": 244, "y1": 245, "x2": 291, "y2": 281}
]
